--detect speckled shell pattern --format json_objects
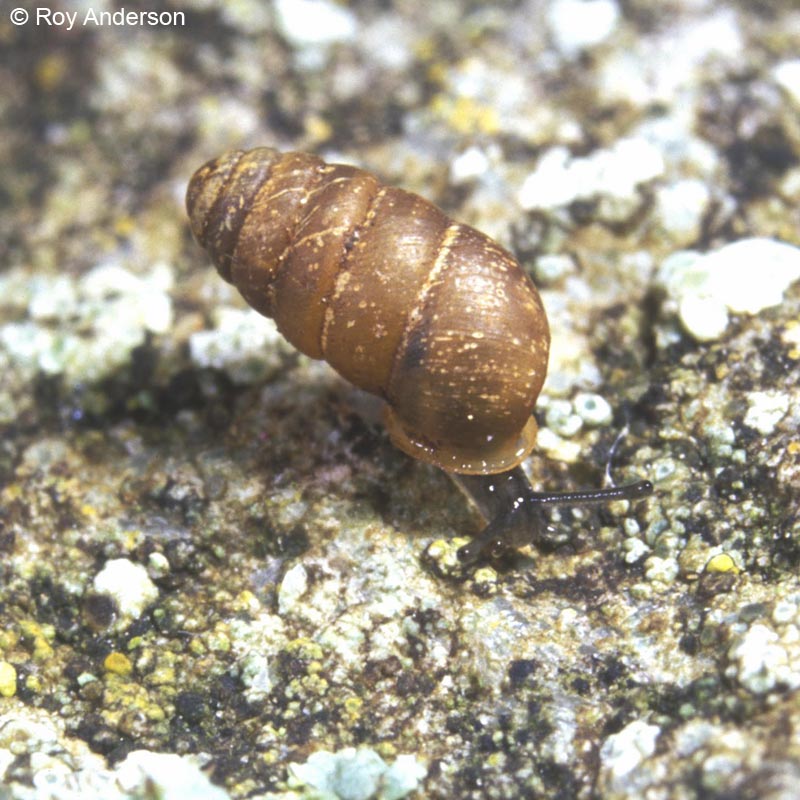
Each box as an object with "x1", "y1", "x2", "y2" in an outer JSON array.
[{"x1": 186, "y1": 148, "x2": 550, "y2": 474}]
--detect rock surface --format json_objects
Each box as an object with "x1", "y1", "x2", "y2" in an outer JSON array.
[{"x1": 1, "y1": 1, "x2": 799, "y2": 798}]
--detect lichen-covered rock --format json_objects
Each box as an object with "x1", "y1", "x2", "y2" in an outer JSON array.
[{"x1": 2, "y1": 1, "x2": 800, "y2": 798}]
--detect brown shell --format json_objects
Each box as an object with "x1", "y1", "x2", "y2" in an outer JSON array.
[{"x1": 186, "y1": 147, "x2": 550, "y2": 475}]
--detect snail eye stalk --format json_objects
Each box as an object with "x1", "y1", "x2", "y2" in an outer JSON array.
[{"x1": 453, "y1": 468, "x2": 653, "y2": 564}]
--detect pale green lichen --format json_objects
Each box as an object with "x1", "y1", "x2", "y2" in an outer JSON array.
[
  {"x1": 599, "y1": 720, "x2": 661, "y2": 795},
  {"x1": 93, "y1": 558, "x2": 159, "y2": 625},
  {"x1": 726, "y1": 622, "x2": 800, "y2": 694},
  {"x1": 744, "y1": 390, "x2": 790, "y2": 436},
  {"x1": 0, "y1": 263, "x2": 173, "y2": 384},
  {"x1": 544, "y1": 398, "x2": 583, "y2": 438},
  {"x1": 517, "y1": 138, "x2": 665, "y2": 220},
  {"x1": 278, "y1": 563, "x2": 310, "y2": 617},
  {"x1": 656, "y1": 239, "x2": 800, "y2": 342},
  {"x1": 285, "y1": 747, "x2": 426, "y2": 800},
  {"x1": 189, "y1": 307, "x2": 291, "y2": 384},
  {"x1": 572, "y1": 392, "x2": 613, "y2": 427}
]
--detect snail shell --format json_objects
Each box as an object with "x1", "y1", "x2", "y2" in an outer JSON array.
[{"x1": 186, "y1": 147, "x2": 550, "y2": 475}]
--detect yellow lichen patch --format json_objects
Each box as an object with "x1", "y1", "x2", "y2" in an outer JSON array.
[
  {"x1": 782, "y1": 322, "x2": 800, "y2": 359},
  {"x1": 2, "y1": 483, "x2": 23, "y2": 503},
  {"x1": 233, "y1": 590, "x2": 260, "y2": 614},
  {"x1": 425, "y1": 538, "x2": 452, "y2": 558},
  {"x1": 788, "y1": 441, "x2": 800, "y2": 456},
  {"x1": 342, "y1": 695, "x2": 363, "y2": 725},
  {"x1": 124, "y1": 529, "x2": 143, "y2": 549},
  {"x1": 285, "y1": 637, "x2": 324, "y2": 662},
  {"x1": 104, "y1": 652, "x2": 133, "y2": 676},
  {"x1": 430, "y1": 94, "x2": 500, "y2": 135},
  {"x1": 146, "y1": 651, "x2": 177, "y2": 687},
  {"x1": 472, "y1": 566, "x2": 498, "y2": 585},
  {"x1": 100, "y1": 679, "x2": 169, "y2": 729},
  {"x1": 0, "y1": 629, "x2": 20, "y2": 651},
  {"x1": 287, "y1": 673, "x2": 329, "y2": 700},
  {"x1": 469, "y1": 565, "x2": 500, "y2": 596},
  {"x1": 376, "y1": 741, "x2": 397, "y2": 759},
  {"x1": 205, "y1": 623, "x2": 232, "y2": 654},
  {"x1": 423, "y1": 536, "x2": 475, "y2": 577},
  {"x1": 415, "y1": 37, "x2": 441, "y2": 67},
  {"x1": 307, "y1": 659, "x2": 324, "y2": 676},
  {"x1": 705, "y1": 553, "x2": 741, "y2": 575},
  {"x1": 0, "y1": 661, "x2": 17, "y2": 697},
  {"x1": 188, "y1": 637, "x2": 206, "y2": 656},
  {"x1": 35, "y1": 53, "x2": 68, "y2": 92},
  {"x1": 113, "y1": 214, "x2": 136, "y2": 238},
  {"x1": 304, "y1": 114, "x2": 333, "y2": 144},
  {"x1": 19, "y1": 621, "x2": 55, "y2": 662}
]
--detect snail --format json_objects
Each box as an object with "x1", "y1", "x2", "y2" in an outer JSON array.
[{"x1": 186, "y1": 147, "x2": 652, "y2": 563}]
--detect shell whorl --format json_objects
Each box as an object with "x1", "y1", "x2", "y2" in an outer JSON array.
[{"x1": 187, "y1": 147, "x2": 550, "y2": 474}]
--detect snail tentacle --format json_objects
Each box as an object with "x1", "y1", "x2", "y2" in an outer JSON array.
[{"x1": 454, "y1": 466, "x2": 653, "y2": 564}]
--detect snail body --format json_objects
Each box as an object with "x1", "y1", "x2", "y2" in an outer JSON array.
[
  {"x1": 186, "y1": 147, "x2": 549, "y2": 476},
  {"x1": 187, "y1": 147, "x2": 651, "y2": 563}
]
